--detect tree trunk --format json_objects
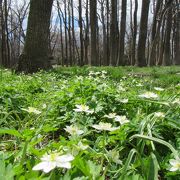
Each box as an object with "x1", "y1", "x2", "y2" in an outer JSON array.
[
  {"x1": 84, "y1": 0, "x2": 89, "y2": 65},
  {"x1": 57, "y1": 0, "x2": 64, "y2": 65},
  {"x1": 148, "y1": 0, "x2": 161, "y2": 66},
  {"x1": 78, "y1": 0, "x2": 84, "y2": 66},
  {"x1": 174, "y1": 0, "x2": 180, "y2": 65},
  {"x1": 136, "y1": 0, "x2": 150, "y2": 67},
  {"x1": 17, "y1": 0, "x2": 53, "y2": 73},
  {"x1": 0, "y1": 0, "x2": 2, "y2": 65},
  {"x1": 71, "y1": 0, "x2": 75, "y2": 65},
  {"x1": 109, "y1": 0, "x2": 118, "y2": 66},
  {"x1": 131, "y1": 0, "x2": 138, "y2": 66},
  {"x1": 101, "y1": 0, "x2": 108, "y2": 66},
  {"x1": 163, "y1": 6, "x2": 172, "y2": 65},
  {"x1": 68, "y1": 0, "x2": 72, "y2": 66},
  {"x1": 90, "y1": 0, "x2": 97, "y2": 65},
  {"x1": 117, "y1": 0, "x2": 127, "y2": 66},
  {"x1": 106, "y1": 0, "x2": 110, "y2": 65}
]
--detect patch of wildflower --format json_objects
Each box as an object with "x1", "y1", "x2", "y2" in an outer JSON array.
[
  {"x1": 33, "y1": 152, "x2": 74, "y2": 173},
  {"x1": 92, "y1": 122, "x2": 119, "y2": 131}
]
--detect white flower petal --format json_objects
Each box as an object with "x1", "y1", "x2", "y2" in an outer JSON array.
[
  {"x1": 33, "y1": 162, "x2": 48, "y2": 171},
  {"x1": 57, "y1": 162, "x2": 71, "y2": 169},
  {"x1": 43, "y1": 162, "x2": 57, "y2": 173},
  {"x1": 57, "y1": 154, "x2": 74, "y2": 162},
  {"x1": 169, "y1": 166, "x2": 178, "y2": 172}
]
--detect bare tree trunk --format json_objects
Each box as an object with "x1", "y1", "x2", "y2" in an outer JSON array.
[
  {"x1": 90, "y1": 0, "x2": 97, "y2": 65},
  {"x1": 101, "y1": 0, "x2": 108, "y2": 66},
  {"x1": 109, "y1": 0, "x2": 117, "y2": 66},
  {"x1": 117, "y1": 0, "x2": 127, "y2": 66},
  {"x1": 78, "y1": 0, "x2": 84, "y2": 66},
  {"x1": 136, "y1": 0, "x2": 150, "y2": 67},
  {"x1": 131, "y1": 0, "x2": 138, "y2": 66},
  {"x1": 17, "y1": 0, "x2": 53, "y2": 73},
  {"x1": 148, "y1": 0, "x2": 161, "y2": 66},
  {"x1": 0, "y1": 0, "x2": 2, "y2": 65},
  {"x1": 64, "y1": 0, "x2": 68, "y2": 66},
  {"x1": 157, "y1": 18, "x2": 166, "y2": 65},
  {"x1": 71, "y1": 0, "x2": 75, "y2": 65},
  {"x1": 106, "y1": 0, "x2": 110, "y2": 65},
  {"x1": 163, "y1": 6, "x2": 172, "y2": 65},
  {"x1": 84, "y1": 0, "x2": 89, "y2": 65},
  {"x1": 68, "y1": 0, "x2": 72, "y2": 66},
  {"x1": 174, "y1": 0, "x2": 180, "y2": 65},
  {"x1": 57, "y1": 0, "x2": 64, "y2": 65}
]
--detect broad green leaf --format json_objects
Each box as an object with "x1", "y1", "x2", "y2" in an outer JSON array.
[{"x1": 0, "y1": 129, "x2": 23, "y2": 138}]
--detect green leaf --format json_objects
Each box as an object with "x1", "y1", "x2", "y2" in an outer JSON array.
[
  {"x1": 147, "y1": 153, "x2": 159, "y2": 180},
  {"x1": 119, "y1": 149, "x2": 137, "y2": 180},
  {"x1": 130, "y1": 134, "x2": 179, "y2": 158},
  {"x1": 0, "y1": 129, "x2": 23, "y2": 138}
]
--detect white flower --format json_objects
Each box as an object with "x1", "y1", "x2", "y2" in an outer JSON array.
[
  {"x1": 76, "y1": 76, "x2": 84, "y2": 81},
  {"x1": 119, "y1": 99, "x2": 128, "y2": 103},
  {"x1": 22, "y1": 107, "x2": 41, "y2": 114},
  {"x1": 92, "y1": 122, "x2": 119, "y2": 131},
  {"x1": 101, "y1": 74, "x2": 106, "y2": 79},
  {"x1": 117, "y1": 85, "x2": 126, "y2": 91},
  {"x1": 107, "y1": 149, "x2": 122, "y2": 164},
  {"x1": 154, "y1": 112, "x2": 165, "y2": 118},
  {"x1": 95, "y1": 71, "x2": 101, "y2": 75},
  {"x1": 77, "y1": 141, "x2": 89, "y2": 150},
  {"x1": 64, "y1": 125, "x2": 84, "y2": 136},
  {"x1": 114, "y1": 115, "x2": 130, "y2": 125},
  {"x1": 154, "y1": 87, "x2": 164, "y2": 91},
  {"x1": 104, "y1": 113, "x2": 117, "y2": 119},
  {"x1": 172, "y1": 98, "x2": 180, "y2": 105},
  {"x1": 33, "y1": 152, "x2": 74, "y2": 173},
  {"x1": 89, "y1": 71, "x2": 95, "y2": 76},
  {"x1": 73, "y1": 105, "x2": 93, "y2": 113},
  {"x1": 136, "y1": 83, "x2": 143, "y2": 87},
  {"x1": 169, "y1": 158, "x2": 180, "y2": 172},
  {"x1": 102, "y1": 70, "x2": 107, "y2": 74},
  {"x1": 42, "y1": 104, "x2": 47, "y2": 109},
  {"x1": 138, "y1": 92, "x2": 158, "y2": 99}
]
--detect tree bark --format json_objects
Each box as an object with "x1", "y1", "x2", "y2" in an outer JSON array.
[
  {"x1": 163, "y1": 6, "x2": 172, "y2": 65},
  {"x1": 148, "y1": 0, "x2": 161, "y2": 66},
  {"x1": 84, "y1": 0, "x2": 89, "y2": 65},
  {"x1": 17, "y1": 0, "x2": 53, "y2": 73},
  {"x1": 131, "y1": 0, "x2": 138, "y2": 66},
  {"x1": 109, "y1": 0, "x2": 118, "y2": 66},
  {"x1": 117, "y1": 0, "x2": 127, "y2": 66},
  {"x1": 78, "y1": 0, "x2": 84, "y2": 66},
  {"x1": 136, "y1": 0, "x2": 150, "y2": 67},
  {"x1": 174, "y1": 0, "x2": 180, "y2": 65},
  {"x1": 0, "y1": 0, "x2": 2, "y2": 65},
  {"x1": 90, "y1": 0, "x2": 97, "y2": 65}
]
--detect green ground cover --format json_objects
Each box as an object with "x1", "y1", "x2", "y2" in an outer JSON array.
[{"x1": 0, "y1": 66, "x2": 180, "y2": 179}]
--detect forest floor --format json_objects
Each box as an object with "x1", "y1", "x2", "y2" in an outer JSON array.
[{"x1": 0, "y1": 66, "x2": 180, "y2": 179}]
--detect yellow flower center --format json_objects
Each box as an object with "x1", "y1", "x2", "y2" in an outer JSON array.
[{"x1": 50, "y1": 153, "x2": 58, "y2": 161}]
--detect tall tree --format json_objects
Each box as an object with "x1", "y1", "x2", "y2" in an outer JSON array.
[
  {"x1": 17, "y1": 0, "x2": 53, "y2": 73},
  {"x1": 84, "y1": 0, "x2": 89, "y2": 65},
  {"x1": 90, "y1": 0, "x2": 97, "y2": 65},
  {"x1": 174, "y1": 0, "x2": 180, "y2": 65},
  {"x1": 131, "y1": 0, "x2": 138, "y2": 65},
  {"x1": 109, "y1": 0, "x2": 117, "y2": 66},
  {"x1": 117, "y1": 0, "x2": 127, "y2": 65},
  {"x1": 148, "y1": 0, "x2": 161, "y2": 66},
  {"x1": 137, "y1": 0, "x2": 150, "y2": 67},
  {"x1": 0, "y1": 0, "x2": 2, "y2": 65},
  {"x1": 78, "y1": 0, "x2": 84, "y2": 66},
  {"x1": 163, "y1": 6, "x2": 172, "y2": 65}
]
